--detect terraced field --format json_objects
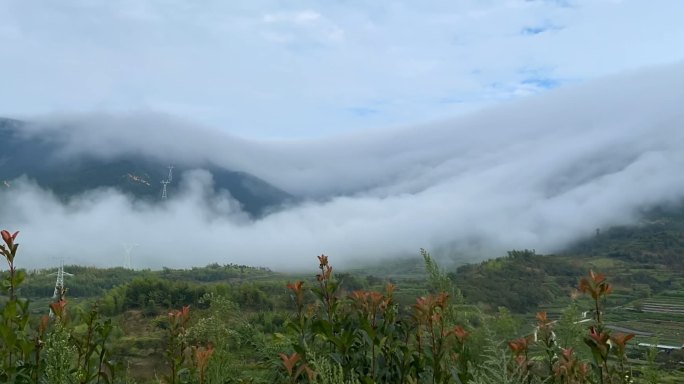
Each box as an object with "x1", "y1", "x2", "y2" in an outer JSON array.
[
  {"x1": 642, "y1": 297, "x2": 684, "y2": 315},
  {"x1": 608, "y1": 293, "x2": 684, "y2": 346}
]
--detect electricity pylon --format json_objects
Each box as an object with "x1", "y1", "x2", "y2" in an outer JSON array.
[
  {"x1": 123, "y1": 243, "x2": 139, "y2": 269},
  {"x1": 161, "y1": 180, "x2": 170, "y2": 199},
  {"x1": 51, "y1": 258, "x2": 73, "y2": 301},
  {"x1": 49, "y1": 259, "x2": 73, "y2": 317}
]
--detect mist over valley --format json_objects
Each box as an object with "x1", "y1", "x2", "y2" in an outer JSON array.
[{"x1": 2, "y1": 63, "x2": 683, "y2": 270}]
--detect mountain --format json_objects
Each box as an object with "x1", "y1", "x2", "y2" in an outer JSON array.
[{"x1": 0, "y1": 117, "x2": 293, "y2": 216}]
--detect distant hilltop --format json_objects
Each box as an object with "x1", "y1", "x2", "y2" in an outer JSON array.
[{"x1": 0, "y1": 117, "x2": 293, "y2": 217}]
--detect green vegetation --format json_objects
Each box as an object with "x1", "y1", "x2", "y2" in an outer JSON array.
[{"x1": 2, "y1": 205, "x2": 684, "y2": 382}]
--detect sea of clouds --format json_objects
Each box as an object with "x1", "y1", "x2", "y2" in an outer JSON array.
[{"x1": 2, "y1": 62, "x2": 684, "y2": 270}]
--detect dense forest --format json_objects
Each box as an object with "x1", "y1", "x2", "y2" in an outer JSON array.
[{"x1": 2, "y1": 209, "x2": 684, "y2": 383}]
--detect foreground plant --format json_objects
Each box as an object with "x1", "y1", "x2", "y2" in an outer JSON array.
[
  {"x1": 280, "y1": 254, "x2": 472, "y2": 384},
  {"x1": 0, "y1": 229, "x2": 35, "y2": 382},
  {"x1": 579, "y1": 270, "x2": 634, "y2": 384},
  {"x1": 43, "y1": 305, "x2": 76, "y2": 383},
  {"x1": 165, "y1": 305, "x2": 192, "y2": 383},
  {"x1": 1, "y1": 228, "x2": 121, "y2": 383},
  {"x1": 504, "y1": 269, "x2": 636, "y2": 384},
  {"x1": 72, "y1": 304, "x2": 117, "y2": 383}
]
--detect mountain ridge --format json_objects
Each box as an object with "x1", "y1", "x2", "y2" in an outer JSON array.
[{"x1": 0, "y1": 117, "x2": 293, "y2": 217}]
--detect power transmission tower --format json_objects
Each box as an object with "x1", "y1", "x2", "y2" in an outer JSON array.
[
  {"x1": 51, "y1": 258, "x2": 73, "y2": 300},
  {"x1": 161, "y1": 180, "x2": 170, "y2": 199},
  {"x1": 49, "y1": 258, "x2": 73, "y2": 317},
  {"x1": 167, "y1": 165, "x2": 174, "y2": 183},
  {"x1": 123, "y1": 243, "x2": 139, "y2": 269}
]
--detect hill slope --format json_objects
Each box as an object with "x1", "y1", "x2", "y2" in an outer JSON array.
[{"x1": 0, "y1": 117, "x2": 292, "y2": 216}]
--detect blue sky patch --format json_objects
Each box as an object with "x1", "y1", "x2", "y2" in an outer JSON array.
[
  {"x1": 522, "y1": 77, "x2": 561, "y2": 89},
  {"x1": 521, "y1": 26, "x2": 548, "y2": 35},
  {"x1": 348, "y1": 107, "x2": 380, "y2": 117}
]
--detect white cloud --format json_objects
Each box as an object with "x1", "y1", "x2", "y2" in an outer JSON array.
[
  {"x1": 3, "y1": 63, "x2": 684, "y2": 271},
  {"x1": 0, "y1": 0, "x2": 682, "y2": 137},
  {"x1": 263, "y1": 10, "x2": 321, "y2": 24},
  {"x1": 261, "y1": 9, "x2": 344, "y2": 44}
]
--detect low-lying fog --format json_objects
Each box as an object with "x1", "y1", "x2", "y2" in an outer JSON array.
[{"x1": 2, "y1": 62, "x2": 684, "y2": 270}]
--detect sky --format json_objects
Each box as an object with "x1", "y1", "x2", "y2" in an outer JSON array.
[{"x1": 1, "y1": 0, "x2": 684, "y2": 138}]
